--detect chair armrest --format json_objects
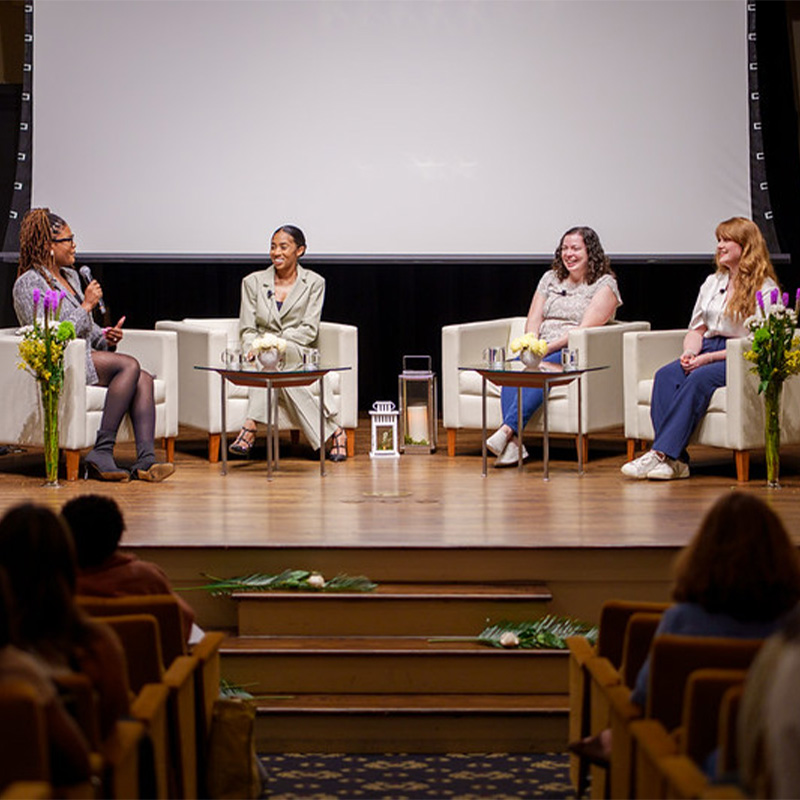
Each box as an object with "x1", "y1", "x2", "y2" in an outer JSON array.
[
  {"x1": 120, "y1": 330, "x2": 179, "y2": 434},
  {"x1": 631, "y1": 718, "x2": 680, "y2": 799},
  {"x1": 658, "y1": 754, "x2": 711, "y2": 799},
  {"x1": 623, "y1": 329, "x2": 685, "y2": 436},
  {"x1": 567, "y1": 321, "x2": 651, "y2": 429},
  {"x1": 442, "y1": 317, "x2": 525, "y2": 428},
  {"x1": 156, "y1": 320, "x2": 230, "y2": 432},
  {"x1": 318, "y1": 321, "x2": 358, "y2": 428}
]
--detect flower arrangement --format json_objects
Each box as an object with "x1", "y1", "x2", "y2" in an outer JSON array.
[
  {"x1": 17, "y1": 288, "x2": 76, "y2": 485},
  {"x1": 509, "y1": 333, "x2": 548, "y2": 357},
  {"x1": 251, "y1": 333, "x2": 287, "y2": 353},
  {"x1": 743, "y1": 287, "x2": 800, "y2": 487}
]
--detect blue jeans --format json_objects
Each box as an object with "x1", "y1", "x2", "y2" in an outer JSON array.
[
  {"x1": 650, "y1": 336, "x2": 727, "y2": 461},
  {"x1": 500, "y1": 350, "x2": 563, "y2": 434}
]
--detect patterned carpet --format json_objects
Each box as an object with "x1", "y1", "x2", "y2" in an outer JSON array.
[{"x1": 259, "y1": 752, "x2": 577, "y2": 799}]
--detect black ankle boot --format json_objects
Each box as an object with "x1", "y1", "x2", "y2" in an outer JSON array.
[
  {"x1": 85, "y1": 429, "x2": 130, "y2": 481},
  {"x1": 131, "y1": 442, "x2": 175, "y2": 482}
]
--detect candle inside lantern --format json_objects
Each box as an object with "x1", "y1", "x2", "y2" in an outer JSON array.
[{"x1": 407, "y1": 405, "x2": 429, "y2": 443}]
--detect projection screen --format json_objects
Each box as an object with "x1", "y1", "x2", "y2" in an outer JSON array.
[{"x1": 32, "y1": 0, "x2": 750, "y2": 257}]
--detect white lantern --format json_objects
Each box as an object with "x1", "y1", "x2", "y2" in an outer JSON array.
[
  {"x1": 398, "y1": 355, "x2": 438, "y2": 454},
  {"x1": 369, "y1": 401, "x2": 400, "y2": 458}
]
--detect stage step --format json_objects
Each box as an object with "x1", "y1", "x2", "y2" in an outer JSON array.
[
  {"x1": 220, "y1": 635, "x2": 568, "y2": 694},
  {"x1": 232, "y1": 582, "x2": 553, "y2": 636},
  {"x1": 252, "y1": 693, "x2": 568, "y2": 753}
]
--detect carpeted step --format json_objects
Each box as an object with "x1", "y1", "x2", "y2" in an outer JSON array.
[{"x1": 232, "y1": 581, "x2": 553, "y2": 636}]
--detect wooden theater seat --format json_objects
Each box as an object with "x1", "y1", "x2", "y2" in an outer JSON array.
[
  {"x1": 607, "y1": 634, "x2": 763, "y2": 799},
  {"x1": 97, "y1": 614, "x2": 199, "y2": 800},
  {"x1": 567, "y1": 600, "x2": 668, "y2": 798}
]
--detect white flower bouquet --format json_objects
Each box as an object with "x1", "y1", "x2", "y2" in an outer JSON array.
[{"x1": 251, "y1": 333, "x2": 287, "y2": 354}]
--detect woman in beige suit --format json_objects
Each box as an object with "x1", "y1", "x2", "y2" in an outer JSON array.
[{"x1": 230, "y1": 225, "x2": 348, "y2": 461}]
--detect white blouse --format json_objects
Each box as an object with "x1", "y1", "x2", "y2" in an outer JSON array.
[{"x1": 689, "y1": 271, "x2": 778, "y2": 339}]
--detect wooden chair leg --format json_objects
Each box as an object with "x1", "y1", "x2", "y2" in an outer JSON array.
[
  {"x1": 164, "y1": 436, "x2": 175, "y2": 463},
  {"x1": 65, "y1": 449, "x2": 81, "y2": 481},
  {"x1": 626, "y1": 438, "x2": 636, "y2": 461},
  {"x1": 734, "y1": 450, "x2": 750, "y2": 482},
  {"x1": 208, "y1": 434, "x2": 220, "y2": 463},
  {"x1": 346, "y1": 428, "x2": 355, "y2": 457},
  {"x1": 447, "y1": 428, "x2": 457, "y2": 457},
  {"x1": 576, "y1": 435, "x2": 589, "y2": 464}
]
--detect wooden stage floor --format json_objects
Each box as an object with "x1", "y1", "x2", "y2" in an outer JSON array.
[{"x1": 2, "y1": 423, "x2": 800, "y2": 552}]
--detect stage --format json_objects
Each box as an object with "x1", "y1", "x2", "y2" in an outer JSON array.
[{"x1": 2, "y1": 423, "x2": 799, "y2": 632}]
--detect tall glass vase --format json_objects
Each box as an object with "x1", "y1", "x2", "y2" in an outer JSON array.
[
  {"x1": 764, "y1": 380, "x2": 782, "y2": 489},
  {"x1": 40, "y1": 383, "x2": 60, "y2": 487}
]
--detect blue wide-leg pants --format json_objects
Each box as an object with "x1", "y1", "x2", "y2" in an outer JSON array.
[
  {"x1": 650, "y1": 336, "x2": 728, "y2": 462},
  {"x1": 501, "y1": 350, "x2": 563, "y2": 434}
]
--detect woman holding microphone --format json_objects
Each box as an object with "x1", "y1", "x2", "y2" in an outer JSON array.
[{"x1": 13, "y1": 208, "x2": 173, "y2": 482}]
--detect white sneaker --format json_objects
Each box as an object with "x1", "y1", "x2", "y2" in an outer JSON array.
[
  {"x1": 495, "y1": 440, "x2": 530, "y2": 467},
  {"x1": 486, "y1": 428, "x2": 511, "y2": 457},
  {"x1": 646, "y1": 457, "x2": 690, "y2": 480},
  {"x1": 620, "y1": 450, "x2": 662, "y2": 479}
]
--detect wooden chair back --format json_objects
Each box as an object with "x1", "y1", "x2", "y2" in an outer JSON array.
[
  {"x1": 620, "y1": 612, "x2": 664, "y2": 688},
  {"x1": 597, "y1": 600, "x2": 670, "y2": 667},
  {"x1": 0, "y1": 681, "x2": 49, "y2": 789},
  {"x1": 717, "y1": 683, "x2": 745, "y2": 778},
  {"x1": 96, "y1": 614, "x2": 164, "y2": 693},
  {"x1": 191, "y1": 631, "x2": 225, "y2": 798},
  {"x1": 682, "y1": 668, "x2": 748, "y2": 768},
  {"x1": 77, "y1": 594, "x2": 187, "y2": 666},
  {"x1": 646, "y1": 635, "x2": 762, "y2": 732}
]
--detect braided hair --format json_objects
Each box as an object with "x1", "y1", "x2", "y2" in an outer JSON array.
[{"x1": 17, "y1": 208, "x2": 67, "y2": 278}]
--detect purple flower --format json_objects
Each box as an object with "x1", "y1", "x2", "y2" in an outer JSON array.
[
  {"x1": 757, "y1": 290, "x2": 764, "y2": 310},
  {"x1": 771, "y1": 288, "x2": 779, "y2": 305},
  {"x1": 796, "y1": 288, "x2": 800, "y2": 313},
  {"x1": 32, "y1": 287, "x2": 40, "y2": 307},
  {"x1": 783, "y1": 292, "x2": 789, "y2": 308},
  {"x1": 57, "y1": 289, "x2": 67, "y2": 316}
]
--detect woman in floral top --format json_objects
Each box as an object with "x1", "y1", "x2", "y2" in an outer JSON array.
[{"x1": 486, "y1": 226, "x2": 621, "y2": 466}]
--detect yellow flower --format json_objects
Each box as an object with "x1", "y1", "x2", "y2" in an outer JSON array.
[{"x1": 509, "y1": 333, "x2": 548, "y2": 356}]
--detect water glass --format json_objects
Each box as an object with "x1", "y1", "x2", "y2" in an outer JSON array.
[
  {"x1": 221, "y1": 347, "x2": 243, "y2": 367},
  {"x1": 483, "y1": 346, "x2": 506, "y2": 368},
  {"x1": 561, "y1": 348, "x2": 579, "y2": 371},
  {"x1": 303, "y1": 348, "x2": 321, "y2": 370}
]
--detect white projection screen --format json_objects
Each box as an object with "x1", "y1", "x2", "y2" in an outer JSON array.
[{"x1": 32, "y1": 0, "x2": 750, "y2": 257}]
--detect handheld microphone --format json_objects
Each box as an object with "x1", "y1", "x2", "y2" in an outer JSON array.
[{"x1": 78, "y1": 265, "x2": 107, "y2": 314}]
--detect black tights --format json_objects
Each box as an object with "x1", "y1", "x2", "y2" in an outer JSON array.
[{"x1": 92, "y1": 351, "x2": 155, "y2": 446}]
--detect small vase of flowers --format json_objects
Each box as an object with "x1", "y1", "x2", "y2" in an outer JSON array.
[
  {"x1": 251, "y1": 333, "x2": 287, "y2": 370},
  {"x1": 17, "y1": 288, "x2": 76, "y2": 486},
  {"x1": 509, "y1": 333, "x2": 548, "y2": 369},
  {"x1": 744, "y1": 287, "x2": 800, "y2": 488}
]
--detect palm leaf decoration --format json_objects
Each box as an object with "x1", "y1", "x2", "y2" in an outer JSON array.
[
  {"x1": 477, "y1": 616, "x2": 597, "y2": 649},
  {"x1": 187, "y1": 568, "x2": 377, "y2": 596},
  {"x1": 430, "y1": 615, "x2": 597, "y2": 650}
]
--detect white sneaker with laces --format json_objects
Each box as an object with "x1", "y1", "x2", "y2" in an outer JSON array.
[
  {"x1": 620, "y1": 450, "x2": 662, "y2": 479},
  {"x1": 495, "y1": 440, "x2": 530, "y2": 467},
  {"x1": 646, "y1": 457, "x2": 690, "y2": 480},
  {"x1": 486, "y1": 428, "x2": 511, "y2": 457}
]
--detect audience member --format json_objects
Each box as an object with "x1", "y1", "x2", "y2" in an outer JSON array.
[
  {"x1": 570, "y1": 491, "x2": 800, "y2": 766},
  {"x1": 0, "y1": 503, "x2": 130, "y2": 738},
  {"x1": 61, "y1": 494, "x2": 201, "y2": 644},
  {"x1": 0, "y1": 565, "x2": 91, "y2": 786}
]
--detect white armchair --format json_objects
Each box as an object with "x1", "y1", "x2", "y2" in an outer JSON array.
[
  {"x1": 0, "y1": 328, "x2": 178, "y2": 481},
  {"x1": 442, "y1": 318, "x2": 650, "y2": 458},
  {"x1": 154, "y1": 318, "x2": 358, "y2": 461},
  {"x1": 623, "y1": 330, "x2": 800, "y2": 481}
]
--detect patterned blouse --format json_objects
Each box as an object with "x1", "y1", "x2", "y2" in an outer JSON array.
[{"x1": 535, "y1": 270, "x2": 622, "y2": 343}]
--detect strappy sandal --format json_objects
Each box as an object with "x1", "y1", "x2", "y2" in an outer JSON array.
[
  {"x1": 326, "y1": 428, "x2": 347, "y2": 462},
  {"x1": 229, "y1": 425, "x2": 257, "y2": 456}
]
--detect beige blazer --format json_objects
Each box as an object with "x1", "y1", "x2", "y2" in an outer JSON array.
[{"x1": 238, "y1": 264, "x2": 325, "y2": 368}]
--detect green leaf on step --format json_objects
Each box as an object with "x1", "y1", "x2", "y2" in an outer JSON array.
[
  {"x1": 187, "y1": 568, "x2": 377, "y2": 596},
  {"x1": 476, "y1": 616, "x2": 598, "y2": 650}
]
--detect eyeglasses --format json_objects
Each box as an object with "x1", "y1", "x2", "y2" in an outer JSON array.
[{"x1": 53, "y1": 235, "x2": 75, "y2": 244}]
